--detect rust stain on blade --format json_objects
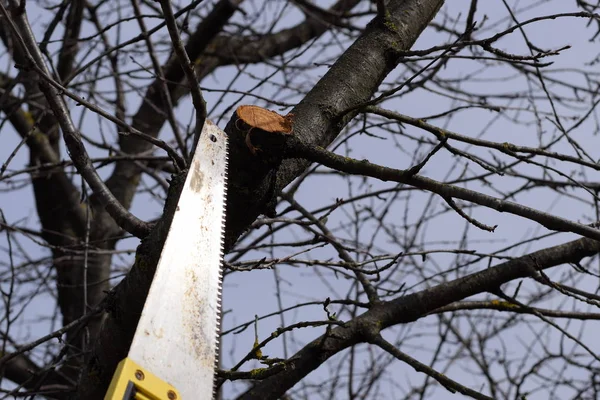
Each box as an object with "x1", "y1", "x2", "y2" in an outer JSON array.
[{"x1": 189, "y1": 158, "x2": 204, "y2": 193}]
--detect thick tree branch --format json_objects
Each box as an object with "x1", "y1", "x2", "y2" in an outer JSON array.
[
  {"x1": 0, "y1": 94, "x2": 89, "y2": 235},
  {"x1": 225, "y1": 0, "x2": 444, "y2": 247},
  {"x1": 1, "y1": 353, "x2": 72, "y2": 399},
  {"x1": 238, "y1": 237, "x2": 600, "y2": 399},
  {"x1": 204, "y1": 0, "x2": 361, "y2": 66}
]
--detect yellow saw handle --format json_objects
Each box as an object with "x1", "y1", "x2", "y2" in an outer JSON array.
[{"x1": 105, "y1": 357, "x2": 180, "y2": 400}]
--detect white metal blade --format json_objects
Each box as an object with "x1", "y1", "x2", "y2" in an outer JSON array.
[{"x1": 128, "y1": 120, "x2": 227, "y2": 399}]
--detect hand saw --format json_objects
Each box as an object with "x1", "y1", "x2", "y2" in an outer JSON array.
[{"x1": 106, "y1": 121, "x2": 228, "y2": 400}]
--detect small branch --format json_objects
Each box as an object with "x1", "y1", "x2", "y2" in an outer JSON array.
[
  {"x1": 218, "y1": 363, "x2": 287, "y2": 381},
  {"x1": 406, "y1": 137, "x2": 447, "y2": 175},
  {"x1": 443, "y1": 196, "x2": 497, "y2": 232},
  {"x1": 0, "y1": 305, "x2": 103, "y2": 369},
  {"x1": 132, "y1": 0, "x2": 189, "y2": 162},
  {"x1": 365, "y1": 106, "x2": 600, "y2": 172},
  {"x1": 370, "y1": 334, "x2": 494, "y2": 400},
  {"x1": 239, "y1": 235, "x2": 600, "y2": 399},
  {"x1": 118, "y1": 130, "x2": 184, "y2": 171},
  {"x1": 285, "y1": 138, "x2": 600, "y2": 241},
  {"x1": 225, "y1": 319, "x2": 344, "y2": 379},
  {"x1": 1, "y1": 2, "x2": 152, "y2": 238},
  {"x1": 494, "y1": 289, "x2": 600, "y2": 363},
  {"x1": 158, "y1": 0, "x2": 207, "y2": 154},
  {"x1": 280, "y1": 192, "x2": 380, "y2": 304},
  {"x1": 430, "y1": 300, "x2": 600, "y2": 320}
]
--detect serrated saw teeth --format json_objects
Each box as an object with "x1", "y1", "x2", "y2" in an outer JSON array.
[{"x1": 126, "y1": 120, "x2": 229, "y2": 400}]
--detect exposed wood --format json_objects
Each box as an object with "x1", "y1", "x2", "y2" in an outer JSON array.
[
  {"x1": 236, "y1": 105, "x2": 294, "y2": 134},
  {"x1": 236, "y1": 105, "x2": 294, "y2": 155}
]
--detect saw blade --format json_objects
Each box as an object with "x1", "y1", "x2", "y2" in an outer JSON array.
[{"x1": 128, "y1": 120, "x2": 227, "y2": 399}]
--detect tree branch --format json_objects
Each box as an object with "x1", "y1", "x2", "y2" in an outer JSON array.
[
  {"x1": 224, "y1": 0, "x2": 444, "y2": 247},
  {"x1": 0, "y1": 2, "x2": 151, "y2": 238},
  {"x1": 157, "y1": 0, "x2": 207, "y2": 155},
  {"x1": 370, "y1": 334, "x2": 493, "y2": 400},
  {"x1": 238, "y1": 236, "x2": 600, "y2": 399},
  {"x1": 285, "y1": 137, "x2": 600, "y2": 240},
  {"x1": 105, "y1": 0, "x2": 242, "y2": 209},
  {"x1": 75, "y1": 0, "x2": 445, "y2": 397}
]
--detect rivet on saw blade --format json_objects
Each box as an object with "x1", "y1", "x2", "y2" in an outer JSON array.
[{"x1": 135, "y1": 369, "x2": 145, "y2": 380}]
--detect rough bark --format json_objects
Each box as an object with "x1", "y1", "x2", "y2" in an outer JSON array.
[{"x1": 226, "y1": 0, "x2": 445, "y2": 247}]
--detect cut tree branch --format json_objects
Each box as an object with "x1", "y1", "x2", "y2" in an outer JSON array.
[{"x1": 285, "y1": 137, "x2": 600, "y2": 240}]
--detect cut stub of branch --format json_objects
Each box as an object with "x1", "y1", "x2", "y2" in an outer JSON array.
[
  {"x1": 235, "y1": 105, "x2": 294, "y2": 156},
  {"x1": 236, "y1": 105, "x2": 294, "y2": 132},
  {"x1": 223, "y1": 106, "x2": 294, "y2": 246}
]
